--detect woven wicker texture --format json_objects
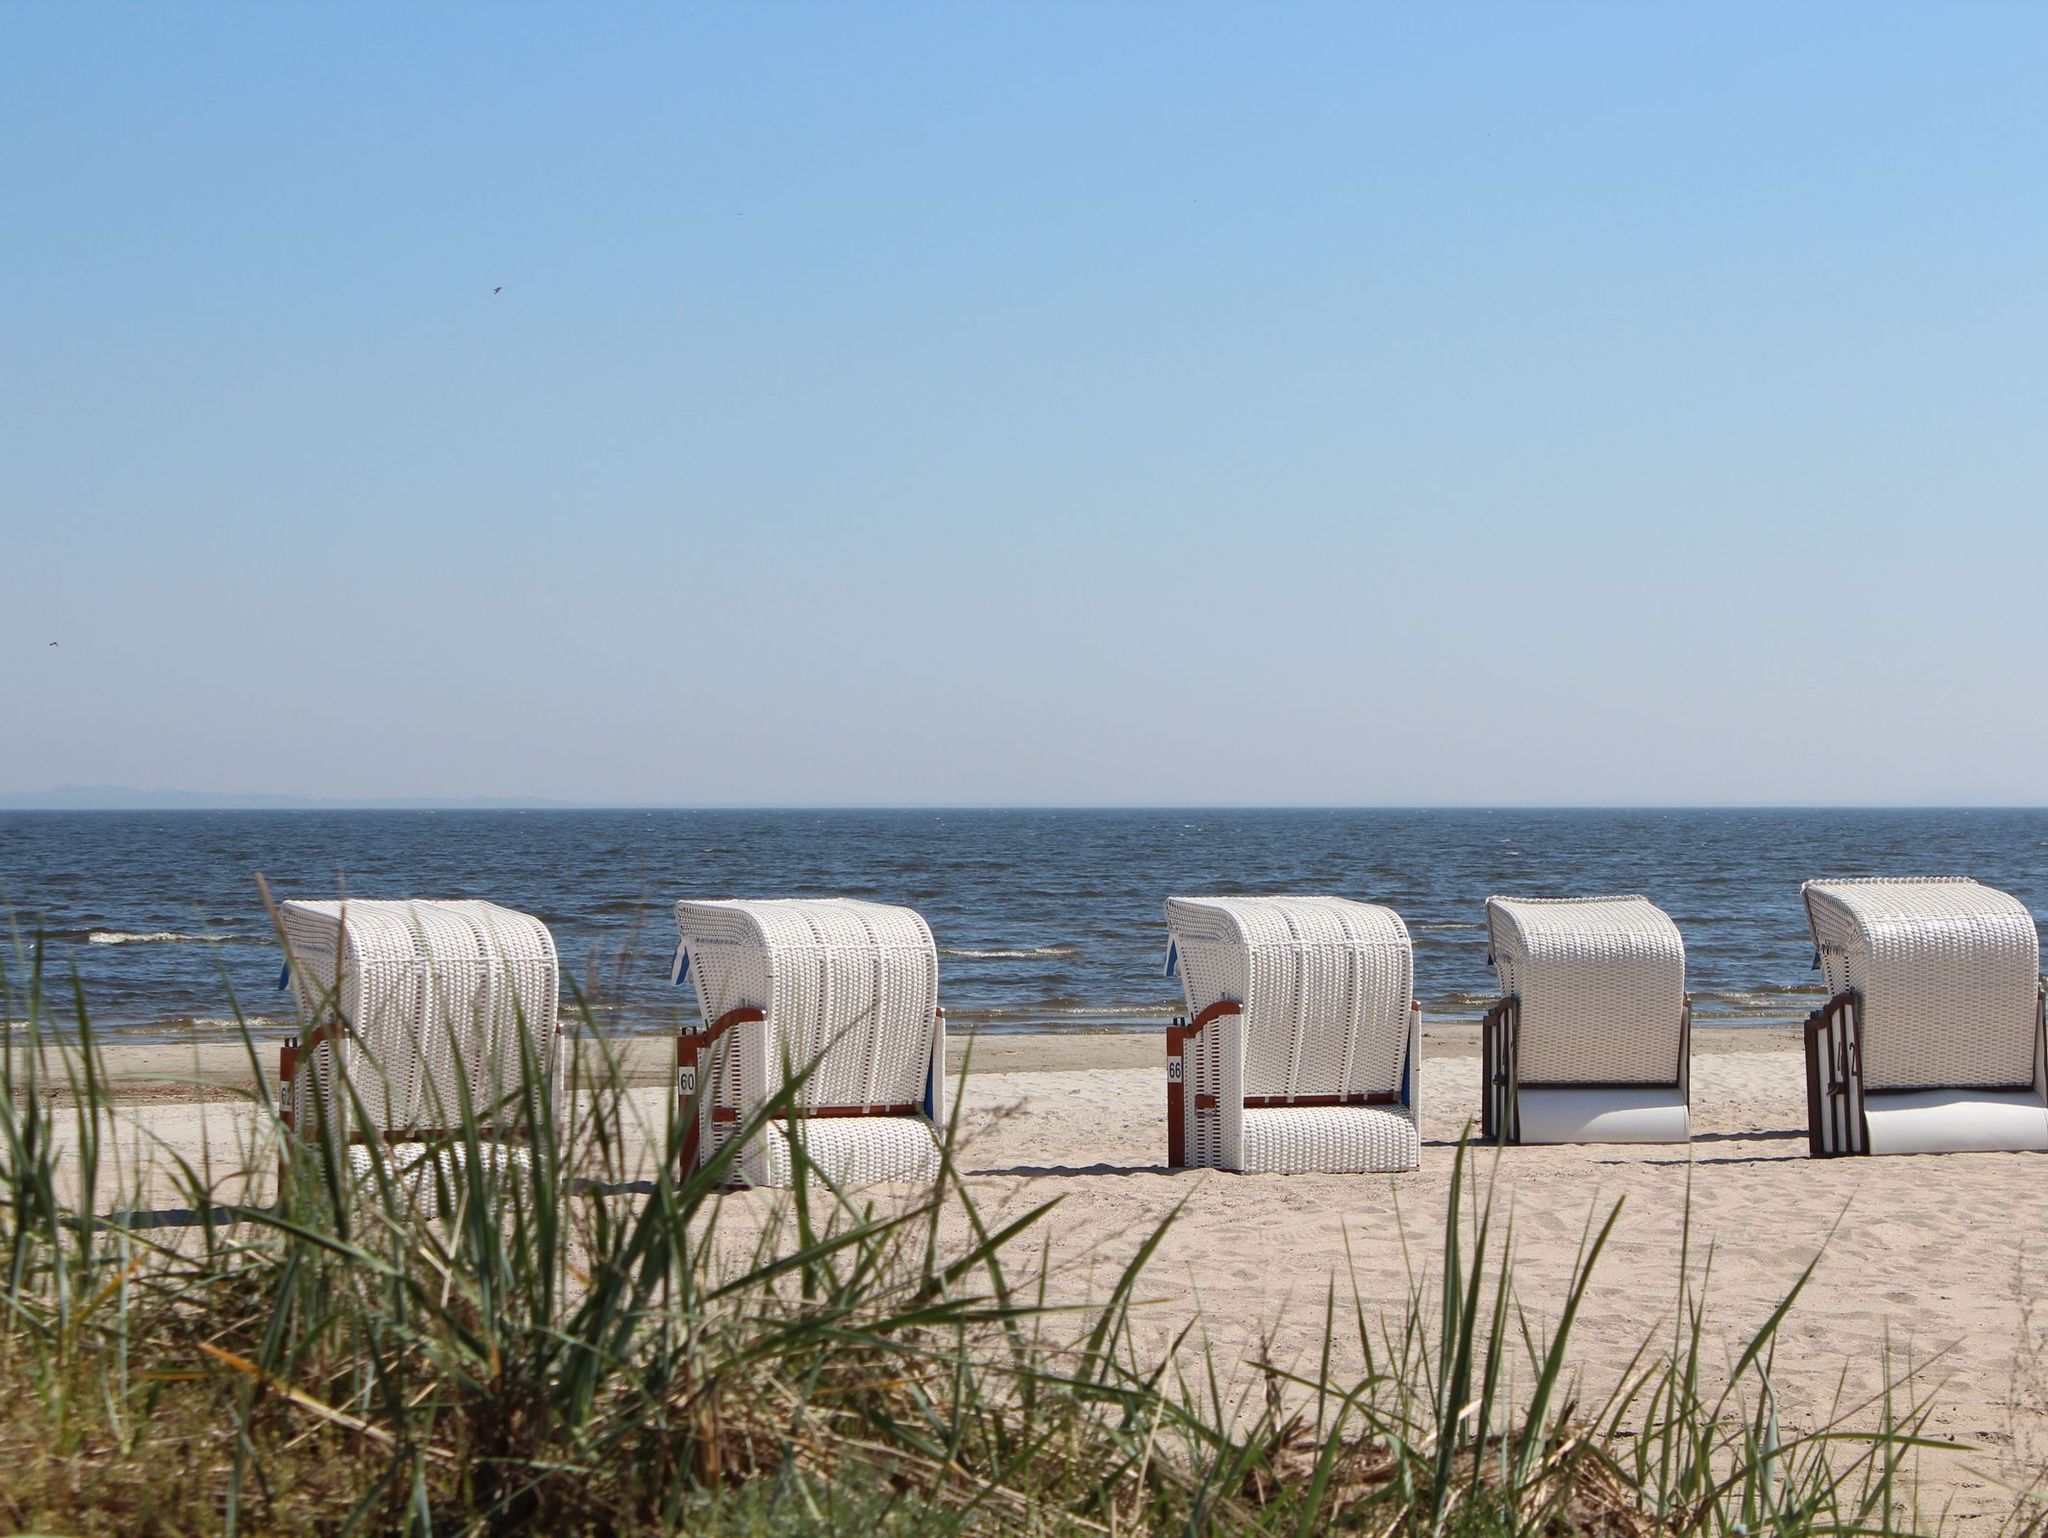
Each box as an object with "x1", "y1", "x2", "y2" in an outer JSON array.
[
  {"x1": 279, "y1": 899, "x2": 559, "y2": 1149},
  {"x1": 1484, "y1": 895, "x2": 1686, "y2": 1085},
  {"x1": 1802, "y1": 878, "x2": 2040, "y2": 1092},
  {"x1": 1166, "y1": 895, "x2": 1416, "y2": 1174},
  {"x1": 674, "y1": 898, "x2": 943, "y2": 1188},
  {"x1": 751, "y1": 1117, "x2": 946, "y2": 1187}
]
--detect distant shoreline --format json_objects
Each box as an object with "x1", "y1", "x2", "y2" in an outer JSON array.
[
  {"x1": 26, "y1": 1018, "x2": 1805, "y2": 1108},
  {"x1": 16, "y1": 1011, "x2": 1813, "y2": 1054}
]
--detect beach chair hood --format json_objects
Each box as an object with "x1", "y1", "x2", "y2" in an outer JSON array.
[
  {"x1": 1484, "y1": 894, "x2": 1687, "y2": 1086},
  {"x1": 275, "y1": 898, "x2": 561, "y2": 1194},
  {"x1": 1166, "y1": 895, "x2": 1412, "y2": 1100},
  {"x1": 673, "y1": 897, "x2": 944, "y2": 1187},
  {"x1": 1803, "y1": 878, "x2": 2040, "y2": 1092},
  {"x1": 1164, "y1": 894, "x2": 1419, "y2": 1174}
]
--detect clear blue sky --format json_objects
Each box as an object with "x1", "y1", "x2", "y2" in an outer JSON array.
[{"x1": 5, "y1": 3, "x2": 2044, "y2": 806}]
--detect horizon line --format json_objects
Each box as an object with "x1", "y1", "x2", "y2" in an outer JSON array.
[{"x1": 6, "y1": 794, "x2": 2048, "y2": 814}]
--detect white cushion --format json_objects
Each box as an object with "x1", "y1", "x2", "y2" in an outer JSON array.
[
  {"x1": 1862, "y1": 1089, "x2": 2048, "y2": 1156},
  {"x1": 1515, "y1": 1086, "x2": 1689, "y2": 1145}
]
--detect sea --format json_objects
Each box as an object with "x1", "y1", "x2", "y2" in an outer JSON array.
[{"x1": 2, "y1": 808, "x2": 2045, "y2": 1043}]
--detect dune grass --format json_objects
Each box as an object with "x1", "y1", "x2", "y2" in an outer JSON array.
[{"x1": 0, "y1": 917, "x2": 1963, "y2": 1536}]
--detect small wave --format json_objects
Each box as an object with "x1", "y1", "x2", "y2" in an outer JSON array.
[
  {"x1": 1692, "y1": 983, "x2": 1827, "y2": 1000},
  {"x1": 959, "y1": 1002, "x2": 1173, "y2": 1020},
  {"x1": 1043, "y1": 1003, "x2": 1171, "y2": 1017},
  {"x1": 1412, "y1": 923, "x2": 1482, "y2": 932},
  {"x1": 1689, "y1": 986, "x2": 1827, "y2": 1017},
  {"x1": 88, "y1": 930, "x2": 237, "y2": 946},
  {"x1": 941, "y1": 946, "x2": 1078, "y2": 960},
  {"x1": 158, "y1": 1015, "x2": 288, "y2": 1032}
]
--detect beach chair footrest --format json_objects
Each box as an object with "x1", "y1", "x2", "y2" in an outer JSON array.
[
  {"x1": 1860, "y1": 1089, "x2": 2048, "y2": 1156},
  {"x1": 1223, "y1": 1103, "x2": 1419, "y2": 1174},
  {"x1": 746, "y1": 1115, "x2": 943, "y2": 1188},
  {"x1": 1511, "y1": 1086, "x2": 1688, "y2": 1145}
]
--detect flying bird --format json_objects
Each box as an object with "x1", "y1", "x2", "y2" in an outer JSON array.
[
  {"x1": 492, "y1": 286, "x2": 503, "y2": 294},
  {"x1": 48, "y1": 641, "x2": 58, "y2": 647}
]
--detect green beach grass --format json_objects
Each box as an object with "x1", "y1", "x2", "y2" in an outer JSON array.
[{"x1": 0, "y1": 916, "x2": 1971, "y2": 1536}]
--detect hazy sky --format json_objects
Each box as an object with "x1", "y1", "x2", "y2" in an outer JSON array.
[{"x1": 5, "y1": 3, "x2": 2044, "y2": 806}]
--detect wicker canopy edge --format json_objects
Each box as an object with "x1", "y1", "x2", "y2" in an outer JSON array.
[
  {"x1": 1483, "y1": 894, "x2": 1683, "y2": 961},
  {"x1": 1164, "y1": 894, "x2": 1410, "y2": 951},
  {"x1": 1801, "y1": 876, "x2": 2035, "y2": 929}
]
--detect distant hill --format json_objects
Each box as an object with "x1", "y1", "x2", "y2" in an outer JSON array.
[{"x1": 0, "y1": 785, "x2": 577, "y2": 811}]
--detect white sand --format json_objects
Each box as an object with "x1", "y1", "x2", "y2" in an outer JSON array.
[{"x1": 37, "y1": 1029, "x2": 2048, "y2": 1522}]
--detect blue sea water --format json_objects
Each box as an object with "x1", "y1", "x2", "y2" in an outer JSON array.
[{"x1": 2, "y1": 808, "x2": 2045, "y2": 1041}]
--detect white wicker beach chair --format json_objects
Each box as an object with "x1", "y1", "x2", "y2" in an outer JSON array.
[
  {"x1": 1481, "y1": 895, "x2": 1690, "y2": 1144},
  {"x1": 275, "y1": 899, "x2": 562, "y2": 1210},
  {"x1": 1802, "y1": 878, "x2": 2047, "y2": 1157},
  {"x1": 1163, "y1": 896, "x2": 1420, "y2": 1174},
  {"x1": 672, "y1": 898, "x2": 945, "y2": 1188}
]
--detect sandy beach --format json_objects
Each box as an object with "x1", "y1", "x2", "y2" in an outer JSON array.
[{"x1": 37, "y1": 1022, "x2": 2048, "y2": 1524}]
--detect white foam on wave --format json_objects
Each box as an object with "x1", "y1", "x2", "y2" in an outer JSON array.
[
  {"x1": 88, "y1": 931, "x2": 234, "y2": 946},
  {"x1": 1430, "y1": 991, "x2": 1505, "y2": 1009},
  {"x1": 169, "y1": 1015, "x2": 286, "y2": 1031},
  {"x1": 963, "y1": 1003, "x2": 1171, "y2": 1020},
  {"x1": 941, "y1": 946, "x2": 1078, "y2": 960},
  {"x1": 1690, "y1": 988, "x2": 1826, "y2": 1017}
]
